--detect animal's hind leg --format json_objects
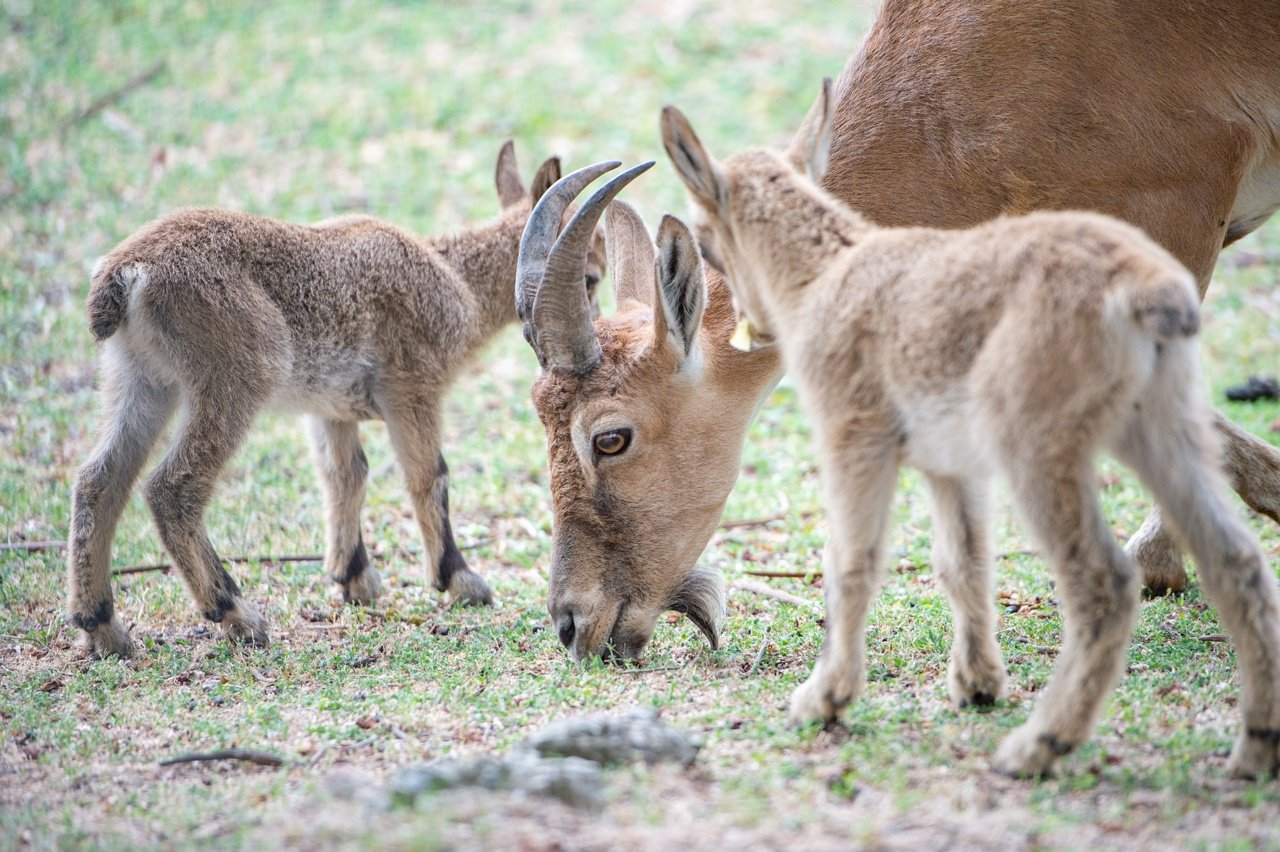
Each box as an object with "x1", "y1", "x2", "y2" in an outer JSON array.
[
  {"x1": 306, "y1": 417, "x2": 382, "y2": 604},
  {"x1": 68, "y1": 343, "x2": 178, "y2": 658},
  {"x1": 993, "y1": 460, "x2": 1140, "y2": 777},
  {"x1": 1114, "y1": 399, "x2": 1280, "y2": 778},
  {"x1": 382, "y1": 399, "x2": 491, "y2": 606},
  {"x1": 924, "y1": 474, "x2": 1005, "y2": 707},
  {"x1": 788, "y1": 444, "x2": 898, "y2": 726},
  {"x1": 143, "y1": 398, "x2": 268, "y2": 646}
]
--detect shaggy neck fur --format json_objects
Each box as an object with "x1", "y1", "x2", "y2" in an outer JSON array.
[
  {"x1": 730, "y1": 151, "x2": 871, "y2": 307},
  {"x1": 434, "y1": 208, "x2": 528, "y2": 346}
]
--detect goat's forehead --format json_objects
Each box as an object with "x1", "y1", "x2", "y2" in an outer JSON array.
[{"x1": 530, "y1": 318, "x2": 660, "y2": 417}]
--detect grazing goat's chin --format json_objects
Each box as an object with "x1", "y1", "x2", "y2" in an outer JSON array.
[{"x1": 669, "y1": 564, "x2": 726, "y2": 651}]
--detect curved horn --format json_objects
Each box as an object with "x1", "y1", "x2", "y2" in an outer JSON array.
[
  {"x1": 605, "y1": 200, "x2": 657, "y2": 310},
  {"x1": 534, "y1": 161, "x2": 656, "y2": 372},
  {"x1": 516, "y1": 160, "x2": 621, "y2": 325}
]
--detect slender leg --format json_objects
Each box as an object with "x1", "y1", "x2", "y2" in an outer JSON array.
[
  {"x1": 923, "y1": 474, "x2": 1005, "y2": 707},
  {"x1": 1125, "y1": 508, "x2": 1185, "y2": 595},
  {"x1": 143, "y1": 399, "x2": 268, "y2": 645},
  {"x1": 788, "y1": 444, "x2": 898, "y2": 725},
  {"x1": 993, "y1": 460, "x2": 1140, "y2": 777},
  {"x1": 1128, "y1": 395, "x2": 1280, "y2": 599},
  {"x1": 1114, "y1": 397, "x2": 1280, "y2": 778},
  {"x1": 381, "y1": 400, "x2": 491, "y2": 606},
  {"x1": 306, "y1": 417, "x2": 382, "y2": 603},
  {"x1": 68, "y1": 342, "x2": 178, "y2": 658}
]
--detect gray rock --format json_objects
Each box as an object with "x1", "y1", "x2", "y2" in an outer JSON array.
[
  {"x1": 522, "y1": 706, "x2": 701, "y2": 767},
  {"x1": 370, "y1": 708, "x2": 697, "y2": 814},
  {"x1": 386, "y1": 753, "x2": 605, "y2": 811}
]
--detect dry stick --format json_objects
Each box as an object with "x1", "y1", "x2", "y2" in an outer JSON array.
[
  {"x1": 0, "y1": 540, "x2": 67, "y2": 553},
  {"x1": 744, "y1": 569, "x2": 820, "y2": 580},
  {"x1": 731, "y1": 579, "x2": 818, "y2": 611},
  {"x1": 621, "y1": 664, "x2": 684, "y2": 675},
  {"x1": 158, "y1": 748, "x2": 284, "y2": 768},
  {"x1": 718, "y1": 509, "x2": 819, "y2": 531},
  {"x1": 746, "y1": 628, "x2": 771, "y2": 678},
  {"x1": 111, "y1": 540, "x2": 497, "y2": 576},
  {"x1": 63, "y1": 60, "x2": 167, "y2": 130}
]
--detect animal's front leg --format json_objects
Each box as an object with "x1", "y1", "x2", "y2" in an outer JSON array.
[
  {"x1": 789, "y1": 448, "x2": 898, "y2": 726},
  {"x1": 383, "y1": 401, "x2": 492, "y2": 606}
]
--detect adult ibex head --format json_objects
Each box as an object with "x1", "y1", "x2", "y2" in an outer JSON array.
[{"x1": 518, "y1": 161, "x2": 780, "y2": 661}]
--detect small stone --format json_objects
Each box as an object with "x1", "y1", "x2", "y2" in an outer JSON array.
[{"x1": 522, "y1": 706, "x2": 701, "y2": 767}]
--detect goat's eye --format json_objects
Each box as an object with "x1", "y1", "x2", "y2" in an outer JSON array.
[{"x1": 593, "y1": 429, "x2": 631, "y2": 458}]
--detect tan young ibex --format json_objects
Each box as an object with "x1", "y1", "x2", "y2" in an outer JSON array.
[
  {"x1": 518, "y1": 0, "x2": 1280, "y2": 663},
  {"x1": 67, "y1": 142, "x2": 599, "y2": 658},
  {"x1": 661, "y1": 80, "x2": 1280, "y2": 778}
]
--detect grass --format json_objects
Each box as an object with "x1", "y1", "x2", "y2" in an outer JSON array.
[{"x1": 3, "y1": 0, "x2": 1280, "y2": 847}]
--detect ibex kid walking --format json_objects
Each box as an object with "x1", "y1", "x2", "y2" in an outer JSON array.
[
  {"x1": 68, "y1": 143, "x2": 584, "y2": 658},
  {"x1": 663, "y1": 82, "x2": 1280, "y2": 778}
]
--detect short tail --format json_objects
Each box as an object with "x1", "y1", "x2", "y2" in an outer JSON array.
[
  {"x1": 1110, "y1": 267, "x2": 1200, "y2": 342},
  {"x1": 86, "y1": 257, "x2": 146, "y2": 341}
]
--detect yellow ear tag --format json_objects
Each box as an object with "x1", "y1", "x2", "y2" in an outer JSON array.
[{"x1": 730, "y1": 317, "x2": 756, "y2": 352}]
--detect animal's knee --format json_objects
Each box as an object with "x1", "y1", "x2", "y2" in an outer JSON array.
[{"x1": 143, "y1": 468, "x2": 200, "y2": 527}]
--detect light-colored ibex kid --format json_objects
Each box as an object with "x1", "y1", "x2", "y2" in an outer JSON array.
[
  {"x1": 662, "y1": 81, "x2": 1280, "y2": 778},
  {"x1": 68, "y1": 142, "x2": 599, "y2": 658}
]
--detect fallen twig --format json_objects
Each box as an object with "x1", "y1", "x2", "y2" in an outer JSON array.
[
  {"x1": 718, "y1": 509, "x2": 819, "y2": 531},
  {"x1": 158, "y1": 748, "x2": 284, "y2": 768},
  {"x1": 112, "y1": 542, "x2": 494, "y2": 576},
  {"x1": 746, "y1": 629, "x2": 771, "y2": 678},
  {"x1": 0, "y1": 540, "x2": 67, "y2": 553},
  {"x1": 621, "y1": 664, "x2": 684, "y2": 675},
  {"x1": 996, "y1": 548, "x2": 1037, "y2": 560},
  {"x1": 743, "y1": 569, "x2": 820, "y2": 580},
  {"x1": 1199, "y1": 633, "x2": 1229, "y2": 643},
  {"x1": 731, "y1": 578, "x2": 818, "y2": 610},
  {"x1": 64, "y1": 60, "x2": 167, "y2": 130}
]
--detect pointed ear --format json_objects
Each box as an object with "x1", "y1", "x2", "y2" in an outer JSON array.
[
  {"x1": 605, "y1": 200, "x2": 657, "y2": 310},
  {"x1": 786, "y1": 77, "x2": 835, "y2": 184},
  {"x1": 495, "y1": 140, "x2": 526, "y2": 210},
  {"x1": 530, "y1": 156, "x2": 563, "y2": 206},
  {"x1": 661, "y1": 105, "x2": 728, "y2": 210},
  {"x1": 652, "y1": 214, "x2": 706, "y2": 361}
]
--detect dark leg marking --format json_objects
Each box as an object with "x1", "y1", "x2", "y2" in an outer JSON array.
[
  {"x1": 341, "y1": 537, "x2": 370, "y2": 585},
  {"x1": 70, "y1": 600, "x2": 114, "y2": 633},
  {"x1": 433, "y1": 453, "x2": 468, "y2": 593},
  {"x1": 1247, "y1": 728, "x2": 1280, "y2": 746},
  {"x1": 1038, "y1": 734, "x2": 1075, "y2": 756},
  {"x1": 202, "y1": 564, "x2": 243, "y2": 623}
]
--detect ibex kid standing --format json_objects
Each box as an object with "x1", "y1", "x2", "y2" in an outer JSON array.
[
  {"x1": 663, "y1": 82, "x2": 1280, "y2": 778},
  {"x1": 68, "y1": 142, "x2": 589, "y2": 658}
]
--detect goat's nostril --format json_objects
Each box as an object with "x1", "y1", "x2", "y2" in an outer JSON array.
[{"x1": 556, "y1": 613, "x2": 576, "y2": 648}]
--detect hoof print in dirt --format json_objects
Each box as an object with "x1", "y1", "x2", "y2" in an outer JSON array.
[
  {"x1": 388, "y1": 753, "x2": 604, "y2": 812},
  {"x1": 522, "y1": 706, "x2": 702, "y2": 768}
]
